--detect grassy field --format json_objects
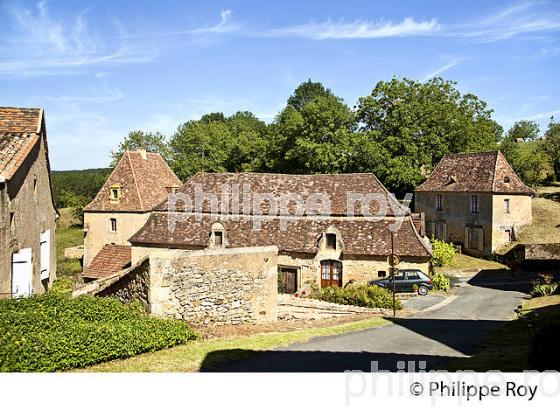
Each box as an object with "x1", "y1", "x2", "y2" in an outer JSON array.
[
  {"x1": 56, "y1": 208, "x2": 83, "y2": 280},
  {"x1": 498, "y1": 185, "x2": 560, "y2": 253},
  {"x1": 446, "y1": 295, "x2": 560, "y2": 371},
  {"x1": 81, "y1": 317, "x2": 389, "y2": 372}
]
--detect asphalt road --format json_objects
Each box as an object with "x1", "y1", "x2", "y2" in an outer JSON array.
[{"x1": 203, "y1": 276, "x2": 527, "y2": 372}]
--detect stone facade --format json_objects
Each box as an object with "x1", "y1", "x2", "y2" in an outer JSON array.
[
  {"x1": 416, "y1": 191, "x2": 532, "y2": 255},
  {"x1": 0, "y1": 127, "x2": 57, "y2": 297},
  {"x1": 83, "y1": 212, "x2": 149, "y2": 267},
  {"x1": 148, "y1": 247, "x2": 278, "y2": 324}
]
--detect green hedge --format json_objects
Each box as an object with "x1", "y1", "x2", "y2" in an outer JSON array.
[
  {"x1": 431, "y1": 239, "x2": 455, "y2": 267},
  {"x1": 318, "y1": 285, "x2": 402, "y2": 310},
  {"x1": 0, "y1": 293, "x2": 198, "y2": 372}
]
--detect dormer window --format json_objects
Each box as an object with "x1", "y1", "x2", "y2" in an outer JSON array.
[
  {"x1": 504, "y1": 176, "x2": 510, "y2": 183},
  {"x1": 110, "y1": 185, "x2": 122, "y2": 202},
  {"x1": 326, "y1": 233, "x2": 337, "y2": 250}
]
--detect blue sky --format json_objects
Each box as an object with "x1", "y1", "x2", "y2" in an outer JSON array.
[{"x1": 1, "y1": 0, "x2": 559, "y2": 170}]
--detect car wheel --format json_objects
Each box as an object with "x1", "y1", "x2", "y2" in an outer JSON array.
[{"x1": 418, "y1": 285, "x2": 429, "y2": 296}]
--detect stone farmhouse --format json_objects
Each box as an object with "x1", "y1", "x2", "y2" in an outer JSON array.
[
  {"x1": 0, "y1": 107, "x2": 57, "y2": 298},
  {"x1": 128, "y1": 172, "x2": 432, "y2": 291},
  {"x1": 415, "y1": 151, "x2": 534, "y2": 255},
  {"x1": 83, "y1": 149, "x2": 181, "y2": 280}
]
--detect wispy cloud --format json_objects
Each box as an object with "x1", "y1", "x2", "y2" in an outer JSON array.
[
  {"x1": 0, "y1": 1, "x2": 155, "y2": 76},
  {"x1": 187, "y1": 9, "x2": 239, "y2": 35},
  {"x1": 526, "y1": 108, "x2": 560, "y2": 121},
  {"x1": 450, "y1": 2, "x2": 560, "y2": 42},
  {"x1": 265, "y1": 17, "x2": 440, "y2": 39},
  {"x1": 422, "y1": 57, "x2": 463, "y2": 81}
]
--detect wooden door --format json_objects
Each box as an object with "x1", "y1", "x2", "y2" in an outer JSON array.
[
  {"x1": 321, "y1": 260, "x2": 342, "y2": 288},
  {"x1": 278, "y1": 268, "x2": 298, "y2": 294}
]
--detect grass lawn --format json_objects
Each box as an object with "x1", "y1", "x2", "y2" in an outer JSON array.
[
  {"x1": 56, "y1": 208, "x2": 83, "y2": 280},
  {"x1": 498, "y1": 185, "x2": 560, "y2": 254},
  {"x1": 81, "y1": 317, "x2": 389, "y2": 372},
  {"x1": 445, "y1": 295, "x2": 560, "y2": 371}
]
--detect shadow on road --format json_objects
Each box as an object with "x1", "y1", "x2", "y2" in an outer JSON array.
[{"x1": 200, "y1": 318, "x2": 507, "y2": 372}]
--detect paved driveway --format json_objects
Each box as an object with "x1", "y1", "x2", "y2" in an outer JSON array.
[{"x1": 203, "y1": 277, "x2": 527, "y2": 372}]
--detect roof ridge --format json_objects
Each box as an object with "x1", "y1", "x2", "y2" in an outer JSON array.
[{"x1": 127, "y1": 150, "x2": 145, "y2": 211}]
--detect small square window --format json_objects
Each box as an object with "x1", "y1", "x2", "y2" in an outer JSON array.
[
  {"x1": 504, "y1": 176, "x2": 511, "y2": 183},
  {"x1": 326, "y1": 233, "x2": 337, "y2": 249},
  {"x1": 110, "y1": 218, "x2": 117, "y2": 232},
  {"x1": 378, "y1": 270, "x2": 386, "y2": 278}
]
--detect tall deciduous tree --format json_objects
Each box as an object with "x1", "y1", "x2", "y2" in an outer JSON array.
[
  {"x1": 110, "y1": 130, "x2": 170, "y2": 165},
  {"x1": 543, "y1": 120, "x2": 560, "y2": 181},
  {"x1": 354, "y1": 77, "x2": 502, "y2": 194}
]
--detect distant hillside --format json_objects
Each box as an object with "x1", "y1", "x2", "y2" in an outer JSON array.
[{"x1": 51, "y1": 168, "x2": 111, "y2": 209}]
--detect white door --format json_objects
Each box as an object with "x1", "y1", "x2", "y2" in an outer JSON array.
[
  {"x1": 12, "y1": 248, "x2": 33, "y2": 298},
  {"x1": 40, "y1": 230, "x2": 51, "y2": 280}
]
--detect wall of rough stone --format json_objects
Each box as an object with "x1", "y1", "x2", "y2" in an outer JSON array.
[
  {"x1": 148, "y1": 246, "x2": 278, "y2": 325},
  {"x1": 97, "y1": 258, "x2": 150, "y2": 309}
]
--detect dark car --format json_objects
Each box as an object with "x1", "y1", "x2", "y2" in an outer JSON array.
[{"x1": 369, "y1": 269, "x2": 433, "y2": 296}]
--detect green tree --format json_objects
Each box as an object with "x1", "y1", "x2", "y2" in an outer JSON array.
[
  {"x1": 110, "y1": 130, "x2": 170, "y2": 165},
  {"x1": 543, "y1": 120, "x2": 560, "y2": 181},
  {"x1": 506, "y1": 120, "x2": 540, "y2": 142},
  {"x1": 169, "y1": 111, "x2": 268, "y2": 180},
  {"x1": 354, "y1": 77, "x2": 501, "y2": 194},
  {"x1": 269, "y1": 81, "x2": 356, "y2": 173},
  {"x1": 287, "y1": 79, "x2": 334, "y2": 111}
]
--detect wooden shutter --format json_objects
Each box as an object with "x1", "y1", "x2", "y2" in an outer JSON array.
[
  {"x1": 464, "y1": 227, "x2": 469, "y2": 249},
  {"x1": 442, "y1": 223, "x2": 448, "y2": 242},
  {"x1": 40, "y1": 230, "x2": 50, "y2": 280},
  {"x1": 12, "y1": 248, "x2": 33, "y2": 298},
  {"x1": 478, "y1": 228, "x2": 484, "y2": 251},
  {"x1": 429, "y1": 222, "x2": 436, "y2": 237}
]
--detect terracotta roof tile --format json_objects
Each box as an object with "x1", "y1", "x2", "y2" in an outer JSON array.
[
  {"x1": 130, "y1": 212, "x2": 431, "y2": 257},
  {"x1": 157, "y1": 172, "x2": 406, "y2": 216},
  {"x1": 0, "y1": 107, "x2": 43, "y2": 180},
  {"x1": 84, "y1": 150, "x2": 182, "y2": 212},
  {"x1": 415, "y1": 151, "x2": 534, "y2": 195},
  {"x1": 83, "y1": 244, "x2": 131, "y2": 279}
]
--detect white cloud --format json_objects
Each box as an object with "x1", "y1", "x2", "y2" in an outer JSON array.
[
  {"x1": 187, "y1": 9, "x2": 239, "y2": 34},
  {"x1": 526, "y1": 108, "x2": 560, "y2": 121},
  {"x1": 0, "y1": 1, "x2": 156, "y2": 76},
  {"x1": 265, "y1": 17, "x2": 439, "y2": 39},
  {"x1": 450, "y1": 2, "x2": 560, "y2": 42},
  {"x1": 422, "y1": 57, "x2": 463, "y2": 81}
]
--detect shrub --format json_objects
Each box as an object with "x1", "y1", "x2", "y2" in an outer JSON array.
[
  {"x1": 318, "y1": 285, "x2": 402, "y2": 310},
  {"x1": 431, "y1": 273, "x2": 451, "y2": 292},
  {"x1": 0, "y1": 293, "x2": 198, "y2": 372},
  {"x1": 530, "y1": 274, "x2": 559, "y2": 297},
  {"x1": 430, "y1": 239, "x2": 455, "y2": 267}
]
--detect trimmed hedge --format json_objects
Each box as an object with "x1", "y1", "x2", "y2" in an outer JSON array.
[
  {"x1": 0, "y1": 293, "x2": 198, "y2": 372},
  {"x1": 319, "y1": 285, "x2": 402, "y2": 310}
]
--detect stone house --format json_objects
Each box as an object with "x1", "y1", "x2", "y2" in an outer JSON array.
[
  {"x1": 415, "y1": 151, "x2": 534, "y2": 255},
  {"x1": 0, "y1": 107, "x2": 57, "y2": 298},
  {"x1": 82, "y1": 149, "x2": 181, "y2": 279},
  {"x1": 129, "y1": 172, "x2": 432, "y2": 291}
]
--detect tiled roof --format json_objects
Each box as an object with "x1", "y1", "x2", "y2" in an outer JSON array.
[
  {"x1": 83, "y1": 244, "x2": 132, "y2": 279},
  {"x1": 0, "y1": 107, "x2": 42, "y2": 133},
  {"x1": 129, "y1": 212, "x2": 432, "y2": 257},
  {"x1": 156, "y1": 172, "x2": 406, "y2": 216},
  {"x1": 415, "y1": 151, "x2": 534, "y2": 195},
  {"x1": 84, "y1": 150, "x2": 182, "y2": 212},
  {"x1": 0, "y1": 107, "x2": 43, "y2": 180}
]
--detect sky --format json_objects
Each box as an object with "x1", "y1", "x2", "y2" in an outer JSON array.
[{"x1": 0, "y1": 0, "x2": 559, "y2": 170}]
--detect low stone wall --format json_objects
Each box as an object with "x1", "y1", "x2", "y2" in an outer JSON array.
[
  {"x1": 277, "y1": 294, "x2": 387, "y2": 320},
  {"x1": 98, "y1": 259, "x2": 150, "y2": 309},
  {"x1": 524, "y1": 243, "x2": 560, "y2": 261},
  {"x1": 149, "y1": 246, "x2": 278, "y2": 325},
  {"x1": 64, "y1": 245, "x2": 84, "y2": 259}
]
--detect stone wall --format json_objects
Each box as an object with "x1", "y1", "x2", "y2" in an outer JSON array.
[
  {"x1": 97, "y1": 258, "x2": 150, "y2": 308},
  {"x1": 148, "y1": 246, "x2": 278, "y2": 324}
]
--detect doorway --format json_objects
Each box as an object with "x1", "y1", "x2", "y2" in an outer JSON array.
[
  {"x1": 278, "y1": 267, "x2": 298, "y2": 294},
  {"x1": 321, "y1": 260, "x2": 343, "y2": 288}
]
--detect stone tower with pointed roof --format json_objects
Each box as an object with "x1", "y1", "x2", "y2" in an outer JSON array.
[
  {"x1": 82, "y1": 149, "x2": 181, "y2": 274},
  {"x1": 415, "y1": 151, "x2": 534, "y2": 255}
]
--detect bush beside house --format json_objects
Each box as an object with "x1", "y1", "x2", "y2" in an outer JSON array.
[
  {"x1": 318, "y1": 285, "x2": 402, "y2": 310},
  {"x1": 0, "y1": 293, "x2": 197, "y2": 372}
]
